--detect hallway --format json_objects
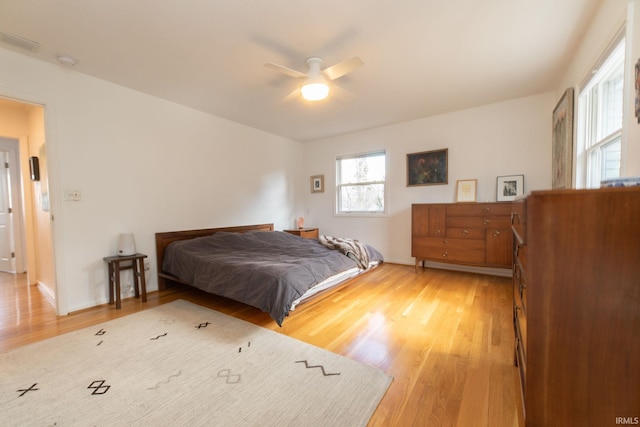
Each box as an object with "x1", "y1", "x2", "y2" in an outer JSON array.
[
  {"x1": 0, "y1": 273, "x2": 55, "y2": 351},
  {"x1": 0, "y1": 272, "x2": 55, "y2": 325}
]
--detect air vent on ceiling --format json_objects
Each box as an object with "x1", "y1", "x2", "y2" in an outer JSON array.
[{"x1": 0, "y1": 31, "x2": 40, "y2": 52}]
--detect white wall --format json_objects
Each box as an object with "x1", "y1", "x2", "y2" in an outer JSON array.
[
  {"x1": 626, "y1": 0, "x2": 640, "y2": 176},
  {"x1": 303, "y1": 93, "x2": 556, "y2": 265},
  {"x1": 0, "y1": 48, "x2": 304, "y2": 313},
  {"x1": 556, "y1": 0, "x2": 640, "y2": 178}
]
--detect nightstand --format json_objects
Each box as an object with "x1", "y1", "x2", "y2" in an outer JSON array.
[
  {"x1": 284, "y1": 228, "x2": 319, "y2": 239},
  {"x1": 103, "y1": 253, "x2": 147, "y2": 309}
]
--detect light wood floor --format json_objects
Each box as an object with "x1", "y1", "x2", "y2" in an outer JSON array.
[{"x1": 0, "y1": 264, "x2": 523, "y2": 427}]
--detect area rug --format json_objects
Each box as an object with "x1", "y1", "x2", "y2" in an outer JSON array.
[{"x1": 1, "y1": 299, "x2": 392, "y2": 426}]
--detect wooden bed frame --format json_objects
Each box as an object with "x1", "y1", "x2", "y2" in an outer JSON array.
[
  {"x1": 155, "y1": 222, "x2": 381, "y2": 321},
  {"x1": 155, "y1": 223, "x2": 274, "y2": 290}
]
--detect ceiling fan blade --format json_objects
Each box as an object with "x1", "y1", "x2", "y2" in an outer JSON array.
[
  {"x1": 264, "y1": 62, "x2": 308, "y2": 79},
  {"x1": 281, "y1": 87, "x2": 301, "y2": 103},
  {"x1": 322, "y1": 56, "x2": 364, "y2": 80},
  {"x1": 329, "y1": 83, "x2": 355, "y2": 102}
]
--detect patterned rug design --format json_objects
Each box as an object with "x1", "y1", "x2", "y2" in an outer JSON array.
[{"x1": 1, "y1": 300, "x2": 392, "y2": 426}]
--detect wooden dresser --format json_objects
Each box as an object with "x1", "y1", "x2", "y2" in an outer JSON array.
[
  {"x1": 411, "y1": 202, "x2": 513, "y2": 270},
  {"x1": 511, "y1": 187, "x2": 640, "y2": 426}
]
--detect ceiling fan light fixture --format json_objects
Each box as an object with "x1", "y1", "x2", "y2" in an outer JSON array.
[
  {"x1": 300, "y1": 57, "x2": 329, "y2": 101},
  {"x1": 301, "y1": 82, "x2": 329, "y2": 101},
  {"x1": 266, "y1": 55, "x2": 361, "y2": 102}
]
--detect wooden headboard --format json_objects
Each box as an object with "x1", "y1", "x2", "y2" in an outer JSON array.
[{"x1": 155, "y1": 223, "x2": 274, "y2": 290}]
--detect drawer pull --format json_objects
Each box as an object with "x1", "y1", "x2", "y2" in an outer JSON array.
[
  {"x1": 435, "y1": 229, "x2": 441, "y2": 235},
  {"x1": 462, "y1": 228, "x2": 469, "y2": 236},
  {"x1": 483, "y1": 218, "x2": 490, "y2": 225},
  {"x1": 493, "y1": 230, "x2": 501, "y2": 237},
  {"x1": 442, "y1": 252, "x2": 448, "y2": 258},
  {"x1": 482, "y1": 207, "x2": 490, "y2": 213},
  {"x1": 443, "y1": 239, "x2": 449, "y2": 245}
]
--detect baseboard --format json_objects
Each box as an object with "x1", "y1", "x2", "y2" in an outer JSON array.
[
  {"x1": 385, "y1": 259, "x2": 512, "y2": 278},
  {"x1": 37, "y1": 281, "x2": 56, "y2": 306},
  {"x1": 422, "y1": 261, "x2": 512, "y2": 277}
]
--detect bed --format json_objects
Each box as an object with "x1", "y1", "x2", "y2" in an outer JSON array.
[{"x1": 155, "y1": 224, "x2": 383, "y2": 325}]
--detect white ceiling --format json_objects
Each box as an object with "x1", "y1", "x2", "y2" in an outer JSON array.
[{"x1": 0, "y1": 0, "x2": 602, "y2": 142}]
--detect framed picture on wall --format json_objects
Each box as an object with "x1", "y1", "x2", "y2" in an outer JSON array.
[
  {"x1": 496, "y1": 175, "x2": 524, "y2": 202},
  {"x1": 407, "y1": 148, "x2": 448, "y2": 186},
  {"x1": 552, "y1": 88, "x2": 574, "y2": 189},
  {"x1": 310, "y1": 175, "x2": 324, "y2": 193},
  {"x1": 455, "y1": 179, "x2": 477, "y2": 203}
]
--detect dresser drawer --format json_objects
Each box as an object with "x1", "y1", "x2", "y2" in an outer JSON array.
[
  {"x1": 446, "y1": 203, "x2": 513, "y2": 216},
  {"x1": 515, "y1": 336, "x2": 526, "y2": 394},
  {"x1": 284, "y1": 228, "x2": 319, "y2": 239},
  {"x1": 446, "y1": 227, "x2": 484, "y2": 239},
  {"x1": 430, "y1": 238, "x2": 485, "y2": 263},
  {"x1": 430, "y1": 247, "x2": 486, "y2": 264},
  {"x1": 514, "y1": 278, "x2": 527, "y2": 358},
  {"x1": 514, "y1": 275, "x2": 526, "y2": 318},
  {"x1": 298, "y1": 229, "x2": 319, "y2": 238},
  {"x1": 515, "y1": 243, "x2": 527, "y2": 273},
  {"x1": 486, "y1": 228, "x2": 513, "y2": 267},
  {"x1": 447, "y1": 216, "x2": 512, "y2": 229},
  {"x1": 418, "y1": 237, "x2": 485, "y2": 249},
  {"x1": 413, "y1": 237, "x2": 485, "y2": 262},
  {"x1": 515, "y1": 306, "x2": 526, "y2": 360}
]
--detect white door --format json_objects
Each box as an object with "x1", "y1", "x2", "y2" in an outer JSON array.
[{"x1": 0, "y1": 150, "x2": 15, "y2": 272}]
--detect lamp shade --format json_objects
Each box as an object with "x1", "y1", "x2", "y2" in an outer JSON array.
[{"x1": 117, "y1": 233, "x2": 136, "y2": 256}]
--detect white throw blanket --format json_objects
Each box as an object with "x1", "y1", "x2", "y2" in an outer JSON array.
[{"x1": 319, "y1": 235, "x2": 370, "y2": 270}]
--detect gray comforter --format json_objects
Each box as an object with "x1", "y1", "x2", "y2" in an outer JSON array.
[{"x1": 162, "y1": 231, "x2": 383, "y2": 325}]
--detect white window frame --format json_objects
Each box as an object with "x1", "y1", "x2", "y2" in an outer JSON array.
[
  {"x1": 335, "y1": 149, "x2": 387, "y2": 217},
  {"x1": 576, "y1": 32, "x2": 626, "y2": 189}
]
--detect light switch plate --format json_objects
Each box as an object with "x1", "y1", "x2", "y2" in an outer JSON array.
[{"x1": 64, "y1": 190, "x2": 81, "y2": 201}]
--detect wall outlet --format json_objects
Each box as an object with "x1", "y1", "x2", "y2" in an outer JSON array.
[{"x1": 144, "y1": 260, "x2": 150, "y2": 270}]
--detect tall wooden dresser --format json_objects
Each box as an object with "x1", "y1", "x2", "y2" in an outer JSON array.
[
  {"x1": 511, "y1": 187, "x2": 640, "y2": 426},
  {"x1": 411, "y1": 202, "x2": 513, "y2": 270}
]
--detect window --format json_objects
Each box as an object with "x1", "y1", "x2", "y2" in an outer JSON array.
[
  {"x1": 336, "y1": 150, "x2": 386, "y2": 215},
  {"x1": 576, "y1": 36, "x2": 625, "y2": 188}
]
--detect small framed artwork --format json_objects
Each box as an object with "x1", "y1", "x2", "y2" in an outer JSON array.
[
  {"x1": 310, "y1": 175, "x2": 324, "y2": 193},
  {"x1": 552, "y1": 88, "x2": 574, "y2": 189},
  {"x1": 407, "y1": 148, "x2": 448, "y2": 186},
  {"x1": 496, "y1": 175, "x2": 524, "y2": 202},
  {"x1": 455, "y1": 179, "x2": 477, "y2": 203}
]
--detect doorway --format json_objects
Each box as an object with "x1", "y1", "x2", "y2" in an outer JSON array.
[{"x1": 0, "y1": 97, "x2": 55, "y2": 310}]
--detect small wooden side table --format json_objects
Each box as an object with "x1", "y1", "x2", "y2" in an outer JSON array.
[
  {"x1": 103, "y1": 253, "x2": 147, "y2": 309},
  {"x1": 284, "y1": 228, "x2": 319, "y2": 239}
]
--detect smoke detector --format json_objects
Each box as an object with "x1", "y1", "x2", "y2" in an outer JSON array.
[{"x1": 56, "y1": 54, "x2": 77, "y2": 66}]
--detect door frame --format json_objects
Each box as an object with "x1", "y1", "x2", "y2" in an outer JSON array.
[{"x1": 0, "y1": 90, "x2": 63, "y2": 315}]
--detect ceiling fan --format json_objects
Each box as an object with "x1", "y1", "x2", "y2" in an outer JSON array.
[{"x1": 264, "y1": 56, "x2": 364, "y2": 102}]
